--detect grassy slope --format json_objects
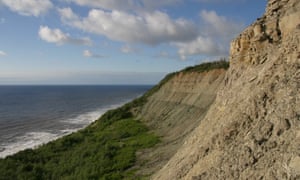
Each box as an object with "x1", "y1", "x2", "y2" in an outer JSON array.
[
  {"x1": 0, "y1": 60, "x2": 229, "y2": 179},
  {"x1": 0, "y1": 113, "x2": 159, "y2": 179}
]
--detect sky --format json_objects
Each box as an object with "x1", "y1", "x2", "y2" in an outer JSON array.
[{"x1": 0, "y1": 0, "x2": 267, "y2": 85}]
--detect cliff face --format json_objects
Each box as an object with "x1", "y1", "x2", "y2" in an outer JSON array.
[
  {"x1": 135, "y1": 68, "x2": 226, "y2": 176},
  {"x1": 141, "y1": 69, "x2": 226, "y2": 139},
  {"x1": 153, "y1": 0, "x2": 300, "y2": 179},
  {"x1": 0, "y1": 1, "x2": 298, "y2": 179}
]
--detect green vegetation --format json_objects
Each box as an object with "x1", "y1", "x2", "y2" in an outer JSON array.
[
  {"x1": 0, "y1": 107, "x2": 159, "y2": 179},
  {"x1": 109, "y1": 59, "x2": 229, "y2": 110},
  {"x1": 144, "y1": 59, "x2": 229, "y2": 98},
  {"x1": 181, "y1": 58, "x2": 229, "y2": 73},
  {"x1": 0, "y1": 60, "x2": 229, "y2": 179}
]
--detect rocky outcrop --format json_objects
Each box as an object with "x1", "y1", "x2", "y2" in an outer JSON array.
[
  {"x1": 153, "y1": 0, "x2": 300, "y2": 179},
  {"x1": 135, "y1": 69, "x2": 226, "y2": 176}
]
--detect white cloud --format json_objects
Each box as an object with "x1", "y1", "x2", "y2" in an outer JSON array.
[
  {"x1": 142, "y1": 0, "x2": 181, "y2": 9},
  {"x1": 83, "y1": 50, "x2": 92, "y2": 57},
  {"x1": 39, "y1": 26, "x2": 92, "y2": 46},
  {"x1": 64, "y1": 0, "x2": 181, "y2": 11},
  {"x1": 59, "y1": 8, "x2": 198, "y2": 45},
  {"x1": 200, "y1": 10, "x2": 243, "y2": 38},
  {"x1": 39, "y1": 26, "x2": 68, "y2": 44},
  {"x1": 0, "y1": 50, "x2": 6, "y2": 56},
  {"x1": 176, "y1": 36, "x2": 225, "y2": 60},
  {"x1": 175, "y1": 10, "x2": 244, "y2": 60},
  {"x1": 64, "y1": 0, "x2": 135, "y2": 11},
  {"x1": 57, "y1": 7, "x2": 79, "y2": 21},
  {"x1": 0, "y1": 0, "x2": 53, "y2": 17},
  {"x1": 83, "y1": 50, "x2": 105, "y2": 58},
  {"x1": 58, "y1": 7, "x2": 243, "y2": 60}
]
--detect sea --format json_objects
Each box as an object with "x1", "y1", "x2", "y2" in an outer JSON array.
[{"x1": 0, "y1": 85, "x2": 152, "y2": 158}]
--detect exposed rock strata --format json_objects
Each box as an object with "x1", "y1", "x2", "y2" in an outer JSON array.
[
  {"x1": 153, "y1": 0, "x2": 300, "y2": 179},
  {"x1": 136, "y1": 69, "x2": 226, "y2": 176}
]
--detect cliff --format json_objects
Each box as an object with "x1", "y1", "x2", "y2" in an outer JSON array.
[
  {"x1": 0, "y1": 0, "x2": 299, "y2": 179},
  {"x1": 153, "y1": 0, "x2": 300, "y2": 179},
  {"x1": 0, "y1": 61, "x2": 230, "y2": 179},
  {"x1": 136, "y1": 67, "x2": 227, "y2": 176}
]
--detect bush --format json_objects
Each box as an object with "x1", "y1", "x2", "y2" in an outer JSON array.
[
  {"x1": 0, "y1": 60, "x2": 228, "y2": 179},
  {"x1": 0, "y1": 118, "x2": 159, "y2": 179}
]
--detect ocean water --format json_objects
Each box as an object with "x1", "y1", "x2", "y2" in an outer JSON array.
[{"x1": 0, "y1": 85, "x2": 151, "y2": 158}]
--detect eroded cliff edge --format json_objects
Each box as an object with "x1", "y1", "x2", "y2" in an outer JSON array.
[
  {"x1": 134, "y1": 63, "x2": 227, "y2": 176},
  {"x1": 153, "y1": 0, "x2": 300, "y2": 179},
  {"x1": 0, "y1": 1, "x2": 299, "y2": 179}
]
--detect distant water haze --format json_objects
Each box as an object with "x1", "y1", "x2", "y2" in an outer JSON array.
[{"x1": 0, "y1": 85, "x2": 151, "y2": 158}]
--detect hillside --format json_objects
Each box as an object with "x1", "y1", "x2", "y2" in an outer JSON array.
[
  {"x1": 0, "y1": 61, "x2": 228, "y2": 179},
  {"x1": 0, "y1": 0, "x2": 299, "y2": 179},
  {"x1": 153, "y1": 0, "x2": 300, "y2": 179},
  {"x1": 135, "y1": 61, "x2": 228, "y2": 176}
]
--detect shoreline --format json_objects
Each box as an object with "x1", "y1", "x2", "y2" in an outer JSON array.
[{"x1": 0, "y1": 97, "x2": 139, "y2": 159}]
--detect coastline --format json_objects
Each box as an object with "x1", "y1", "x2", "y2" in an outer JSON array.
[{"x1": 0, "y1": 94, "x2": 144, "y2": 159}]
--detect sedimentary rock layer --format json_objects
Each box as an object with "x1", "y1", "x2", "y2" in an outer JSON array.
[{"x1": 153, "y1": 0, "x2": 300, "y2": 179}]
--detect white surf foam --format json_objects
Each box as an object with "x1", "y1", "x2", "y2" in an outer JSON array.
[
  {"x1": 0, "y1": 99, "x2": 133, "y2": 158},
  {"x1": 0, "y1": 132, "x2": 60, "y2": 158},
  {"x1": 61, "y1": 100, "x2": 130, "y2": 125}
]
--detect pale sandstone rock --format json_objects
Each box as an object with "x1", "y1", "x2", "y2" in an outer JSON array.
[
  {"x1": 152, "y1": 0, "x2": 300, "y2": 179},
  {"x1": 289, "y1": 156, "x2": 300, "y2": 175},
  {"x1": 135, "y1": 69, "x2": 226, "y2": 176}
]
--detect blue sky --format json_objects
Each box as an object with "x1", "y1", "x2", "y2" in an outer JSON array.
[{"x1": 0, "y1": 0, "x2": 266, "y2": 85}]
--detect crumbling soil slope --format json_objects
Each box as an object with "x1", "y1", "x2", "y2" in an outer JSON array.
[
  {"x1": 153, "y1": 0, "x2": 300, "y2": 179},
  {"x1": 136, "y1": 69, "x2": 226, "y2": 176}
]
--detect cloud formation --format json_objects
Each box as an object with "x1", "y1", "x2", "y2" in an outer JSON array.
[
  {"x1": 0, "y1": 0, "x2": 53, "y2": 17},
  {"x1": 57, "y1": 2, "x2": 244, "y2": 60},
  {"x1": 0, "y1": 50, "x2": 6, "y2": 56},
  {"x1": 58, "y1": 7, "x2": 243, "y2": 60},
  {"x1": 176, "y1": 10, "x2": 243, "y2": 59},
  {"x1": 59, "y1": 8, "x2": 198, "y2": 45},
  {"x1": 64, "y1": 0, "x2": 181, "y2": 11},
  {"x1": 176, "y1": 36, "x2": 225, "y2": 60},
  {"x1": 200, "y1": 10, "x2": 242, "y2": 39},
  {"x1": 39, "y1": 26, "x2": 92, "y2": 46},
  {"x1": 83, "y1": 50, "x2": 105, "y2": 58}
]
